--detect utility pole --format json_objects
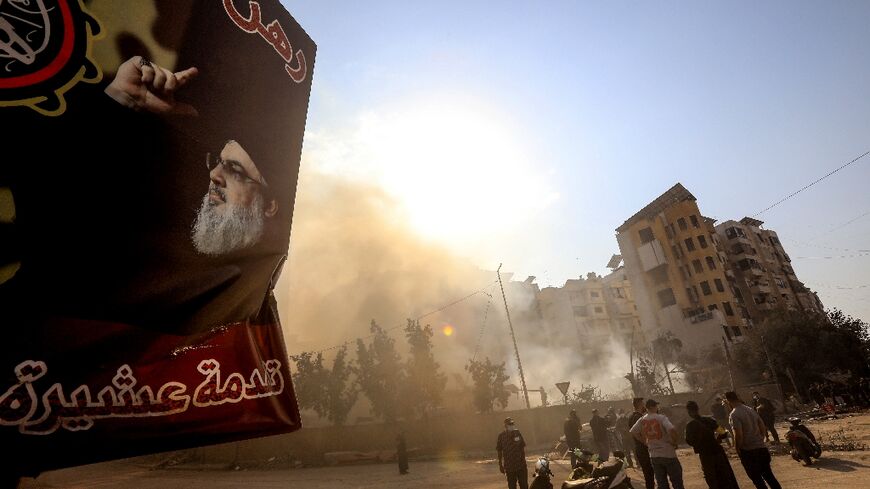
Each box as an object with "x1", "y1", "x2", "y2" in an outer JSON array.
[
  {"x1": 497, "y1": 263, "x2": 530, "y2": 409},
  {"x1": 760, "y1": 335, "x2": 786, "y2": 407},
  {"x1": 722, "y1": 336, "x2": 736, "y2": 392}
]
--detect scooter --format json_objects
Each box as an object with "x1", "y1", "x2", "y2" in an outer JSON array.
[
  {"x1": 567, "y1": 449, "x2": 596, "y2": 480},
  {"x1": 786, "y1": 418, "x2": 821, "y2": 466},
  {"x1": 530, "y1": 456, "x2": 555, "y2": 489},
  {"x1": 561, "y1": 451, "x2": 634, "y2": 489}
]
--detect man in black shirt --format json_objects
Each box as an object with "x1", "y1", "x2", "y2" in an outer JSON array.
[
  {"x1": 628, "y1": 397, "x2": 655, "y2": 489},
  {"x1": 563, "y1": 410, "x2": 582, "y2": 468},
  {"x1": 589, "y1": 409, "x2": 610, "y2": 461},
  {"x1": 497, "y1": 417, "x2": 528, "y2": 489},
  {"x1": 685, "y1": 401, "x2": 740, "y2": 489}
]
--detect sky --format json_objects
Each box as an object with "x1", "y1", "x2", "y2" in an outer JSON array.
[{"x1": 283, "y1": 0, "x2": 870, "y2": 322}]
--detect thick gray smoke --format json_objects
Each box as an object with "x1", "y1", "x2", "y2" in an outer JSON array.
[{"x1": 274, "y1": 168, "x2": 634, "y2": 410}]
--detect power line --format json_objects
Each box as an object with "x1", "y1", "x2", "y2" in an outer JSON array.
[
  {"x1": 792, "y1": 252, "x2": 870, "y2": 260},
  {"x1": 289, "y1": 280, "x2": 499, "y2": 357},
  {"x1": 471, "y1": 287, "x2": 495, "y2": 362},
  {"x1": 753, "y1": 149, "x2": 870, "y2": 217}
]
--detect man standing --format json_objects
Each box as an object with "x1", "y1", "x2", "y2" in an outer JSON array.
[
  {"x1": 589, "y1": 409, "x2": 611, "y2": 461},
  {"x1": 614, "y1": 408, "x2": 635, "y2": 468},
  {"x1": 684, "y1": 401, "x2": 740, "y2": 489},
  {"x1": 497, "y1": 417, "x2": 528, "y2": 489},
  {"x1": 711, "y1": 396, "x2": 733, "y2": 447},
  {"x1": 396, "y1": 432, "x2": 409, "y2": 475},
  {"x1": 751, "y1": 392, "x2": 779, "y2": 443},
  {"x1": 628, "y1": 397, "x2": 655, "y2": 489},
  {"x1": 630, "y1": 399, "x2": 685, "y2": 489},
  {"x1": 726, "y1": 391, "x2": 781, "y2": 489},
  {"x1": 563, "y1": 410, "x2": 582, "y2": 468}
]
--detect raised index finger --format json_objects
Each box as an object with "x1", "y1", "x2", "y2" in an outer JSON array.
[{"x1": 174, "y1": 67, "x2": 199, "y2": 87}]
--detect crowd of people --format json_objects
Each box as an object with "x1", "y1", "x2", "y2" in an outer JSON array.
[{"x1": 497, "y1": 391, "x2": 797, "y2": 489}]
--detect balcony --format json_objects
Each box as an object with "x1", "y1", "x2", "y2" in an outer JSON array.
[
  {"x1": 749, "y1": 281, "x2": 772, "y2": 294},
  {"x1": 689, "y1": 311, "x2": 715, "y2": 324},
  {"x1": 638, "y1": 239, "x2": 668, "y2": 272}
]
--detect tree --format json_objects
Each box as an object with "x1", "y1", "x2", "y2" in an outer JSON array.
[
  {"x1": 290, "y1": 347, "x2": 358, "y2": 426},
  {"x1": 465, "y1": 357, "x2": 510, "y2": 413},
  {"x1": 652, "y1": 332, "x2": 683, "y2": 394},
  {"x1": 733, "y1": 309, "x2": 870, "y2": 393},
  {"x1": 356, "y1": 320, "x2": 405, "y2": 422},
  {"x1": 402, "y1": 319, "x2": 447, "y2": 418}
]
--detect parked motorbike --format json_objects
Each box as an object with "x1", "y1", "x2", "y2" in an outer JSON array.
[
  {"x1": 567, "y1": 448, "x2": 596, "y2": 480},
  {"x1": 530, "y1": 457, "x2": 555, "y2": 489},
  {"x1": 786, "y1": 417, "x2": 822, "y2": 466},
  {"x1": 561, "y1": 451, "x2": 634, "y2": 489}
]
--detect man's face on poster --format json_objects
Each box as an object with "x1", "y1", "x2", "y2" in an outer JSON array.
[{"x1": 192, "y1": 140, "x2": 277, "y2": 255}]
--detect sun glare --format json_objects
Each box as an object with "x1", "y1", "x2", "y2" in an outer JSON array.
[
  {"x1": 442, "y1": 324, "x2": 455, "y2": 337},
  {"x1": 319, "y1": 99, "x2": 558, "y2": 246}
]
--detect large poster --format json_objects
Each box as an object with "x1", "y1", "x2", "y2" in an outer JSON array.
[{"x1": 0, "y1": 0, "x2": 315, "y2": 475}]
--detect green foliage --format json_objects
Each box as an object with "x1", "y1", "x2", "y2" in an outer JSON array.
[
  {"x1": 402, "y1": 319, "x2": 447, "y2": 418},
  {"x1": 356, "y1": 320, "x2": 405, "y2": 422},
  {"x1": 733, "y1": 308, "x2": 869, "y2": 390},
  {"x1": 290, "y1": 346, "x2": 358, "y2": 426},
  {"x1": 466, "y1": 357, "x2": 510, "y2": 413}
]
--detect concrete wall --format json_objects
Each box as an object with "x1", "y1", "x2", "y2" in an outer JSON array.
[{"x1": 192, "y1": 385, "x2": 780, "y2": 465}]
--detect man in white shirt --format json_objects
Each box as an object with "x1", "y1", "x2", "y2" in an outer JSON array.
[{"x1": 630, "y1": 399, "x2": 685, "y2": 489}]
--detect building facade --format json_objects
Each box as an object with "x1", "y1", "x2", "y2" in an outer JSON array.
[
  {"x1": 615, "y1": 184, "x2": 748, "y2": 351},
  {"x1": 536, "y1": 269, "x2": 642, "y2": 352},
  {"x1": 715, "y1": 217, "x2": 824, "y2": 319}
]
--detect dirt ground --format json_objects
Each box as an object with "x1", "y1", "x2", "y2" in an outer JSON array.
[{"x1": 22, "y1": 413, "x2": 870, "y2": 489}]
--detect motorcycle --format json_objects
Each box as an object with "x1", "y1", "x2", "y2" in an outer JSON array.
[
  {"x1": 561, "y1": 451, "x2": 634, "y2": 489},
  {"x1": 530, "y1": 456, "x2": 555, "y2": 489},
  {"x1": 567, "y1": 448, "x2": 596, "y2": 480},
  {"x1": 786, "y1": 420, "x2": 822, "y2": 466}
]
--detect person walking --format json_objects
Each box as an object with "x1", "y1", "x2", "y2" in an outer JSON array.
[
  {"x1": 685, "y1": 401, "x2": 740, "y2": 489},
  {"x1": 590, "y1": 409, "x2": 611, "y2": 461},
  {"x1": 563, "y1": 410, "x2": 582, "y2": 468},
  {"x1": 497, "y1": 417, "x2": 529, "y2": 489},
  {"x1": 726, "y1": 391, "x2": 781, "y2": 489},
  {"x1": 751, "y1": 392, "x2": 779, "y2": 443},
  {"x1": 630, "y1": 399, "x2": 684, "y2": 489},
  {"x1": 629, "y1": 397, "x2": 655, "y2": 489}
]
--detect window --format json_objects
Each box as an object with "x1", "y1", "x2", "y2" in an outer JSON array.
[
  {"x1": 684, "y1": 237, "x2": 696, "y2": 251},
  {"x1": 671, "y1": 245, "x2": 682, "y2": 259},
  {"x1": 573, "y1": 305, "x2": 588, "y2": 317},
  {"x1": 657, "y1": 288, "x2": 677, "y2": 308},
  {"x1": 692, "y1": 285, "x2": 700, "y2": 301},
  {"x1": 665, "y1": 225, "x2": 673, "y2": 239},
  {"x1": 690, "y1": 215, "x2": 699, "y2": 228},
  {"x1": 708, "y1": 304, "x2": 719, "y2": 311},
  {"x1": 594, "y1": 306, "x2": 603, "y2": 313},
  {"x1": 722, "y1": 302, "x2": 735, "y2": 316},
  {"x1": 714, "y1": 278, "x2": 725, "y2": 293},
  {"x1": 706, "y1": 256, "x2": 717, "y2": 270},
  {"x1": 732, "y1": 326, "x2": 742, "y2": 337},
  {"x1": 669, "y1": 223, "x2": 676, "y2": 237},
  {"x1": 700, "y1": 281, "x2": 712, "y2": 296},
  {"x1": 590, "y1": 291, "x2": 600, "y2": 298},
  {"x1": 685, "y1": 287, "x2": 697, "y2": 303},
  {"x1": 698, "y1": 235, "x2": 708, "y2": 249},
  {"x1": 723, "y1": 325, "x2": 732, "y2": 341},
  {"x1": 692, "y1": 259, "x2": 703, "y2": 273},
  {"x1": 680, "y1": 266, "x2": 690, "y2": 280},
  {"x1": 650, "y1": 266, "x2": 669, "y2": 284},
  {"x1": 639, "y1": 227, "x2": 655, "y2": 243},
  {"x1": 678, "y1": 218, "x2": 688, "y2": 231}
]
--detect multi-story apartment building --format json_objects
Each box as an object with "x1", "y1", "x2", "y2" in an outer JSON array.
[
  {"x1": 715, "y1": 217, "x2": 824, "y2": 319},
  {"x1": 615, "y1": 184, "x2": 749, "y2": 351},
  {"x1": 536, "y1": 269, "x2": 642, "y2": 352}
]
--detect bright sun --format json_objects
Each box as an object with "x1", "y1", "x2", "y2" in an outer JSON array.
[{"x1": 327, "y1": 99, "x2": 558, "y2": 246}]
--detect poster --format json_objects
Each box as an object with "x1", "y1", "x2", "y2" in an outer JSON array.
[{"x1": 0, "y1": 0, "x2": 315, "y2": 475}]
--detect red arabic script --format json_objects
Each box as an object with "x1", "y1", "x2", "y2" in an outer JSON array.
[{"x1": 223, "y1": 0, "x2": 307, "y2": 83}]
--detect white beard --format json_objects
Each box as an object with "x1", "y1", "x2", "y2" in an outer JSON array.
[{"x1": 191, "y1": 192, "x2": 265, "y2": 255}]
